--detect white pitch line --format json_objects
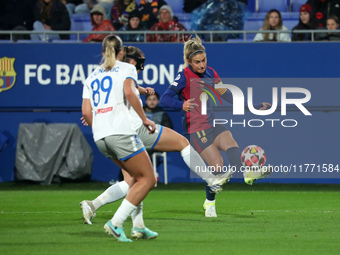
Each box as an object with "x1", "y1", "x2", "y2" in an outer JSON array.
[
  {"x1": 0, "y1": 210, "x2": 114, "y2": 214},
  {"x1": 248, "y1": 210, "x2": 339, "y2": 213}
]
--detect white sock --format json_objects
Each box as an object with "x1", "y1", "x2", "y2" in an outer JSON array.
[
  {"x1": 205, "y1": 199, "x2": 215, "y2": 204},
  {"x1": 180, "y1": 145, "x2": 215, "y2": 185},
  {"x1": 92, "y1": 181, "x2": 129, "y2": 211},
  {"x1": 111, "y1": 199, "x2": 136, "y2": 227},
  {"x1": 131, "y1": 201, "x2": 145, "y2": 229}
]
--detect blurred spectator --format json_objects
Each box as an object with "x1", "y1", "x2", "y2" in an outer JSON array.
[
  {"x1": 31, "y1": 0, "x2": 71, "y2": 41},
  {"x1": 74, "y1": 0, "x2": 96, "y2": 14},
  {"x1": 138, "y1": 0, "x2": 168, "y2": 29},
  {"x1": 143, "y1": 92, "x2": 173, "y2": 129},
  {"x1": 110, "y1": 0, "x2": 137, "y2": 30},
  {"x1": 292, "y1": 4, "x2": 322, "y2": 41},
  {"x1": 319, "y1": 15, "x2": 340, "y2": 40},
  {"x1": 119, "y1": 10, "x2": 145, "y2": 42},
  {"x1": 146, "y1": 5, "x2": 189, "y2": 42},
  {"x1": 191, "y1": 0, "x2": 247, "y2": 42},
  {"x1": 184, "y1": 0, "x2": 246, "y2": 13},
  {"x1": 0, "y1": 0, "x2": 36, "y2": 41},
  {"x1": 61, "y1": 0, "x2": 83, "y2": 17},
  {"x1": 307, "y1": 0, "x2": 340, "y2": 28},
  {"x1": 83, "y1": 4, "x2": 115, "y2": 42},
  {"x1": 75, "y1": 0, "x2": 114, "y2": 18},
  {"x1": 253, "y1": 9, "x2": 291, "y2": 42}
]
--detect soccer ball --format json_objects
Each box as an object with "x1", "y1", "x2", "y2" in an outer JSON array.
[{"x1": 241, "y1": 145, "x2": 266, "y2": 167}]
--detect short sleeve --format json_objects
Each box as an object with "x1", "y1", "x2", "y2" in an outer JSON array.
[
  {"x1": 125, "y1": 64, "x2": 138, "y2": 84},
  {"x1": 82, "y1": 82, "x2": 90, "y2": 99}
]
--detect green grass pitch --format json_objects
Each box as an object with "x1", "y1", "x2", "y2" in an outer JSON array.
[{"x1": 0, "y1": 182, "x2": 339, "y2": 255}]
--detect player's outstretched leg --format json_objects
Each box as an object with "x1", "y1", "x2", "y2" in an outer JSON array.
[
  {"x1": 244, "y1": 165, "x2": 273, "y2": 185},
  {"x1": 79, "y1": 178, "x2": 130, "y2": 224}
]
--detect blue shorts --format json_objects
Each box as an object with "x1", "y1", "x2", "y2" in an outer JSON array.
[{"x1": 185, "y1": 125, "x2": 228, "y2": 154}]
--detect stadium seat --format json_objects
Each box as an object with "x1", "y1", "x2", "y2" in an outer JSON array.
[
  {"x1": 258, "y1": 0, "x2": 288, "y2": 12},
  {"x1": 152, "y1": 152, "x2": 168, "y2": 186},
  {"x1": 70, "y1": 13, "x2": 92, "y2": 40},
  {"x1": 0, "y1": 40, "x2": 13, "y2": 43},
  {"x1": 243, "y1": 18, "x2": 262, "y2": 40},
  {"x1": 52, "y1": 40, "x2": 81, "y2": 43},
  {"x1": 291, "y1": 0, "x2": 306, "y2": 12},
  {"x1": 175, "y1": 13, "x2": 191, "y2": 30},
  {"x1": 16, "y1": 40, "x2": 39, "y2": 43},
  {"x1": 227, "y1": 38, "x2": 254, "y2": 42},
  {"x1": 168, "y1": 0, "x2": 184, "y2": 13}
]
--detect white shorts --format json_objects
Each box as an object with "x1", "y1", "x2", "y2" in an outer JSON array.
[
  {"x1": 96, "y1": 134, "x2": 145, "y2": 161},
  {"x1": 136, "y1": 124, "x2": 163, "y2": 150}
]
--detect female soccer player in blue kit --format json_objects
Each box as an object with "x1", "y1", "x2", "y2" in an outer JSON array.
[
  {"x1": 81, "y1": 35, "x2": 158, "y2": 242},
  {"x1": 160, "y1": 35, "x2": 271, "y2": 217}
]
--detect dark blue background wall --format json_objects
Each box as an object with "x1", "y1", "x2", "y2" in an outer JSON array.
[{"x1": 1, "y1": 42, "x2": 339, "y2": 183}]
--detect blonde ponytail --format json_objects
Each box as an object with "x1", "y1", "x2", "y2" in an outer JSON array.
[
  {"x1": 101, "y1": 35, "x2": 123, "y2": 71},
  {"x1": 183, "y1": 34, "x2": 206, "y2": 67}
]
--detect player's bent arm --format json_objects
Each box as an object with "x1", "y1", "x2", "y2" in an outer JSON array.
[
  {"x1": 217, "y1": 87, "x2": 264, "y2": 110},
  {"x1": 137, "y1": 85, "x2": 147, "y2": 95},
  {"x1": 137, "y1": 85, "x2": 154, "y2": 95},
  {"x1": 160, "y1": 89, "x2": 184, "y2": 109},
  {"x1": 82, "y1": 99, "x2": 93, "y2": 127},
  {"x1": 124, "y1": 78, "x2": 156, "y2": 133}
]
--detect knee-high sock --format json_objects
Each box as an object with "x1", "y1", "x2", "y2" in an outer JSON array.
[
  {"x1": 226, "y1": 147, "x2": 242, "y2": 175},
  {"x1": 111, "y1": 199, "x2": 136, "y2": 227},
  {"x1": 180, "y1": 145, "x2": 218, "y2": 185},
  {"x1": 92, "y1": 181, "x2": 129, "y2": 211},
  {"x1": 131, "y1": 201, "x2": 144, "y2": 228},
  {"x1": 205, "y1": 183, "x2": 216, "y2": 200},
  {"x1": 181, "y1": 145, "x2": 218, "y2": 200}
]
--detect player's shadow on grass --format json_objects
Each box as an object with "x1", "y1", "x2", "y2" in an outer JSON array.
[
  {"x1": 156, "y1": 209, "x2": 204, "y2": 218},
  {"x1": 226, "y1": 213, "x2": 255, "y2": 218},
  {"x1": 156, "y1": 210, "x2": 256, "y2": 219},
  {"x1": 70, "y1": 231, "x2": 107, "y2": 238}
]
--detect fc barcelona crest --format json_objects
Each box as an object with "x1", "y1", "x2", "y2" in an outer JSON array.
[
  {"x1": 0, "y1": 57, "x2": 16, "y2": 93},
  {"x1": 201, "y1": 137, "x2": 208, "y2": 143}
]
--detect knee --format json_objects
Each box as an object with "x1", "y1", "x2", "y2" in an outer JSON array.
[
  {"x1": 225, "y1": 140, "x2": 238, "y2": 151},
  {"x1": 179, "y1": 136, "x2": 190, "y2": 150},
  {"x1": 152, "y1": 175, "x2": 157, "y2": 187},
  {"x1": 146, "y1": 174, "x2": 157, "y2": 189},
  {"x1": 33, "y1": 21, "x2": 42, "y2": 30}
]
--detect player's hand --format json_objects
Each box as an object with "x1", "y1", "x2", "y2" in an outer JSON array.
[
  {"x1": 143, "y1": 87, "x2": 155, "y2": 95},
  {"x1": 80, "y1": 117, "x2": 89, "y2": 126},
  {"x1": 183, "y1": 98, "x2": 198, "y2": 112},
  {"x1": 143, "y1": 118, "x2": 156, "y2": 134},
  {"x1": 260, "y1": 102, "x2": 271, "y2": 110}
]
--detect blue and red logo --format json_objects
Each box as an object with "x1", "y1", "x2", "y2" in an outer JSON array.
[
  {"x1": 0, "y1": 57, "x2": 16, "y2": 93},
  {"x1": 194, "y1": 80, "x2": 223, "y2": 107}
]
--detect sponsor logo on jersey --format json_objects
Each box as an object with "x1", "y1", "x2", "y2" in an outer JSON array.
[
  {"x1": 0, "y1": 57, "x2": 16, "y2": 93},
  {"x1": 97, "y1": 107, "x2": 113, "y2": 114}
]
